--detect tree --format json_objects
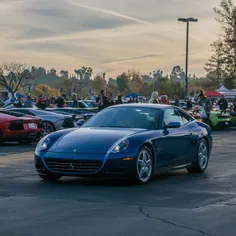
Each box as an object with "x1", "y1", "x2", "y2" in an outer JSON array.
[
  {"x1": 33, "y1": 84, "x2": 60, "y2": 97},
  {"x1": 92, "y1": 75, "x2": 107, "y2": 93},
  {"x1": 170, "y1": 65, "x2": 185, "y2": 82},
  {"x1": 214, "y1": 0, "x2": 236, "y2": 75},
  {"x1": 224, "y1": 75, "x2": 236, "y2": 88},
  {"x1": 127, "y1": 69, "x2": 144, "y2": 93},
  {"x1": 60, "y1": 70, "x2": 69, "y2": 79},
  {"x1": 204, "y1": 39, "x2": 226, "y2": 88},
  {"x1": 0, "y1": 63, "x2": 34, "y2": 97},
  {"x1": 140, "y1": 81, "x2": 153, "y2": 97},
  {"x1": 50, "y1": 68, "x2": 57, "y2": 76},
  {"x1": 74, "y1": 66, "x2": 93, "y2": 80},
  {"x1": 116, "y1": 73, "x2": 130, "y2": 94}
]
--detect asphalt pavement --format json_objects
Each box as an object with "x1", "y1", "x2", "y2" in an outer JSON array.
[{"x1": 1, "y1": 129, "x2": 236, "y2": 236}]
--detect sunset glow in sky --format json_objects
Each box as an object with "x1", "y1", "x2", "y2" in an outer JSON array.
[{"x1": 0, "y1": 0, "x2": 223, "y2": 77}]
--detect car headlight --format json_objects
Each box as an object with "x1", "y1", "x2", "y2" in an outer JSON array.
[
  {"x1": 110, "y1": 139, "x2": 129, "y2": 153},
  {"x1": 36, "y1": 136, "x2": 50, "y2": 151}
]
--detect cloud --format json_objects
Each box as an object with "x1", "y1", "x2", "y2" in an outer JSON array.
[
  {"x1": 102, "y1": 54, "x2": 164, "y2": 64},
  {"x1": 0, "y1": 0, "x2": 222, "y2": 78},
  {"x1": 66, "y1": 1, "x2": 151, "y2": 25}
]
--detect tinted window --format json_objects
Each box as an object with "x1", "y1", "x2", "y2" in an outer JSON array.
[
  {"x1": 12, "y1": 110, "x2": 33, "y2": 116},
  {"x1": 78, "y1": 102, "x2": 88, "y2": 108},
  {"x1": 177, "y1": 109, "x2": 194, "y2": 125},
  {"x1": 83, "y1": 107, "x2": 161, "y2": 130},
  {"x1": 163, "y1": 108, "x2": 184, "y2": 126}
]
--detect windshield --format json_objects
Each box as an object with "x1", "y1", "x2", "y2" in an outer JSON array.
[
  {"x1": 83, "y1": 107, "x2": 161, "y2": 130},
  {"x1": 83, "y1": 101, "x2": 95, "y2": 107}
]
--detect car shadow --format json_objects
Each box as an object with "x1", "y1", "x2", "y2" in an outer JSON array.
[{"x1": 39, "y1": 170, "x2": 209, "y2": 187}]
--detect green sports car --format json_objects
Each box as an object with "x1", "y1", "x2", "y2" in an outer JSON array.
[
  {"x1": 209, "y1": 110, "x2": 231, "y2": 130},
  {"x1": 190, "y1": 109, "x2": 231, "y2": 130}
]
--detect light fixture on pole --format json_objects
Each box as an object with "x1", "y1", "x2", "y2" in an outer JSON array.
[{"x1": 178, "y1": 17, "x2": 198, "y2": 98}]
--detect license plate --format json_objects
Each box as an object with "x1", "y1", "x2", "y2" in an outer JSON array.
[
  {"x1": 225, "y1": 122, "x2": 229, "y2": 125},
  {"x1": 28, "y1": 123, "x2": 36, "y2": 128}
]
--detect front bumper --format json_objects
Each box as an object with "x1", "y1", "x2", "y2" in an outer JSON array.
[
  {"x1": 2, "y1": 129, "x2": 42, "y2": 141},
  {"x1": 35, "y1": 151, "x2": 137, "y2": 178}
]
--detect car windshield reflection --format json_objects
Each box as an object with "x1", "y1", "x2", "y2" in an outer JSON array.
[{"x1": 83, "y1": 107, "x2": 161, "y2": 130}]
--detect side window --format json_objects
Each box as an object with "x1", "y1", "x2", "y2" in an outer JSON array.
[
  {"x1": 15, "y1": 110, "x2": 27, "y2": 114},
  {"x1": 163, "y1": 108, "x2": 184, "y2": 127},
  {"x1": 19, "y1": 110, "x2": 34, "y2": 116},
  {"x1": 178, "y1": 109, "x2": 193, "y2": 125}
]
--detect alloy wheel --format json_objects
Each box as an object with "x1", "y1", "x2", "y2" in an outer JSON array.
[
  {"x1": 198, "y1": 140, "x2": 208, "y2": 170},
  {"x1": 137, "y1": 148, "x2": 153, "y2": 183},
  {"x1": 42, "y1": 122, "x2": 54, "y2": 136}
]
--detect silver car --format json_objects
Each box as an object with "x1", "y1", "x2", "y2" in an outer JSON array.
[{"x1": 8, "y1": 108, "x2": 78, "y2": 136}]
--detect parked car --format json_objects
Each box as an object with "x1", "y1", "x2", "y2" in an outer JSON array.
[
  {"x1": 230, "y1": 111, "x2": 236, "y2": 126},
  {"x1": 0, "y1": 113, "x2": 42, "y2": 144},
  {"x1": 65, "y1": 100, "x2": 97, "y2": 110},
  {"x1": 0, "y1": 109, "x2": 36, "y2": 119},
  {"x1": 45, "y1": 109, "x2": 94, "y2": 127},
  {"x1": 171, "y1": 100, "x2": 187, "y2": 109},
  {"x1": 46, "y1": 108, "x2": 96, "y2": 119},
  {"x1": 81, "y1": 100, "x2": 97, "y2": 107},
  {"x1": 35, "y1": 104, "x2": 212, "y2": 184},
  {"x1": 189, "y1": 108, "x2": 231, "y2": 130},
  {"x1": 8, "y1": 108, "x2": 78, "y2": 136}
]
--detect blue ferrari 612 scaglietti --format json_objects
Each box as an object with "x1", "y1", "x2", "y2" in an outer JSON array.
[{"x1": 35, "y1": 104, "x2": 212, "y2": 184}]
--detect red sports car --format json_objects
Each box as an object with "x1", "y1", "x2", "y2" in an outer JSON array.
[{"x1": 0, "y1": 113, "x2": 43, "y2": 144}]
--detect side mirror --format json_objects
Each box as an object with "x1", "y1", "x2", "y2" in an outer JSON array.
[
  {"x1": 77, "y1": 119, "x2": 85, "y2": 127},
  {"x1": 166, "y1": 122, "x2": 181, "y2": 129}
]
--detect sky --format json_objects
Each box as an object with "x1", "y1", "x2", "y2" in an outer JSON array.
[{"x1": 0, "y1": 0, "x2": 223, "y2": 78}]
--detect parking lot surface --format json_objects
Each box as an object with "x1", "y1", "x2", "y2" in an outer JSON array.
[{"x1": 1, "y1": 129, "x2": 236, "y2": 236}]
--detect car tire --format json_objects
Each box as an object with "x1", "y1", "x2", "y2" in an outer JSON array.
[
  {"x1": 41, "y1": 121, "x2": 55, "y2": 136},
  {"x1": 135, "y1": 146, "x2": 154, "y2": 184},
  {"x1": 187, "y1": 139, "x2": 209, "y2": 173},
  {"x1": 39, "y1": 174, "x2": 61, "y2": 181}
]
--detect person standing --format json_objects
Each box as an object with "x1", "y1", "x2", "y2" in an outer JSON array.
[
  {"x1": 150, "y1": 91, "x2": 159, "y2": 104},
  {"x1": 71, "y1": 93, "x2": 79, "y2": 108},
  {"x1": 198, "y1": 92, "x2": 212, "y2": 125},
  {"x1": 55, "y1": 94, "x2": 66, "y2": 107},
  {"x1": 103, "y1": 93, "x2": 114, "y2": 108},
  {"x1": 24, "y1": 96, "x2": 33, "y2": 108},
  {"x1": 159, "y1": 94, "x2": 170, "y2": 105},
  {"x1": 15, "y1": 97, "x2": 23, "y2": 108},
  {"x1": 116, "y1": 95, "x2": 123, "y2": 105},
  {"x1": 174, "y1": 95, "x2": 180, "y2": 107},
  {"x1": 127, "y1": 97, "x2": 134, "y2": 103},
  {"x1": 96, "y1": 90, "x2": 107, "y2": 111},
  {"x1": 36, "y1": 95, "x2": 47, "y2": 109},
  {"x1": 217, "y1": 96, "x2": 228, "y2": 112},
  {"x1": 186, "y1": 98, "x2": 193, "y2": 110}
]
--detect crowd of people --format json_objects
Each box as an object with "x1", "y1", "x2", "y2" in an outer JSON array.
[{"x1": 1, "y1": 90, "x2": 236, "y2": 122}]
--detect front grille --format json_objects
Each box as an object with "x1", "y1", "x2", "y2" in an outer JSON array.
[
  {"x1": 45, "y1": 159, "x2": 103, "y2": 173},
  {"x1": 62, "y1": 118, "x2": 75, "y2": 128}
]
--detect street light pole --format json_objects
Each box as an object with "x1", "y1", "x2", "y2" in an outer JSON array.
[
  {"x1": 178, "y1": 17, "x2": 198, "y2": 98},
  {"x1": 185, "y1": 20, "x2": 189, "y2": 98}
]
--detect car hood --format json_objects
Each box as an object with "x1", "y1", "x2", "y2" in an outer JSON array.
[{"x1": 49, "y1": 127, "x2": 144, "y2": 154}]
